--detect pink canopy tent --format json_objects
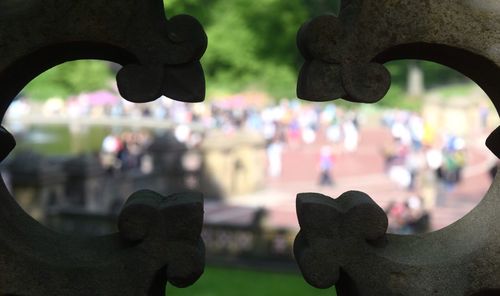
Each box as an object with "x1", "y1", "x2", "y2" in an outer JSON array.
[{"x1": 81, "y1": 90, "x2": 120, "y2": 106}]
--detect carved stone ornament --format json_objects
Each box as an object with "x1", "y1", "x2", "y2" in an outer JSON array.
[
  {"x1": 0, "y1": 189, "x2": 205, "y2": 295},
  {"x1": 295, "y1": 0, "x2": 500, "y2": 295},
  {"x1": 0, "y1": 0, "x2": 207, "y2": 295},
  {"x1": 297, "y1": 0, "x2": 500, "y2": 107},
  {"x1": 0, "y1": 0, "x2": 207, "y2": 109}
]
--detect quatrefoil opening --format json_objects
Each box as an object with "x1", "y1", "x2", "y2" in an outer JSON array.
[{"x1": 294, "y1": 191, "x2": 387, "y2": 289}]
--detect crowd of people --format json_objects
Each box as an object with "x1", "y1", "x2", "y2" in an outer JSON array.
[
  {"x1": 250, "y1": 101, "x2": 360, "y2": 181},
  {"x1": 105, "y1": 98, "x2": 361, "y2": 184},
  {"x1": 386, "y1": 195, "x2": 431, "y2": 234},
  {"x1": 380, "y1": 109, "x2": 472, "y2": 233},
  {"x1": 382, "y1": 110, "x2": 467, "y2": 191},
  {"x1": 100, "y1": 130, "x2": 153, "y2": 174}
]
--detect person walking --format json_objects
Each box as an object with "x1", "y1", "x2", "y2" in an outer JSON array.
[{"x1": 318, "y1": 146, "x2": 335, "y2": 186}]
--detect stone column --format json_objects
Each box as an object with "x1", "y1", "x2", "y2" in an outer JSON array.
[
  {"x1": 63, "y1": 154, "x2": 106, "y2": 212},
  {"x1": 201, "y1": 130, "x2": 266, "y2": 199},
  {"x1": 147, "y1": 132, "x2": 188, "y2": 193}
]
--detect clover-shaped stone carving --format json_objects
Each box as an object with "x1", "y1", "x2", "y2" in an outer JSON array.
[
  {"x1": 294, "y1": 191, "x2": 387, "y2": 289},
  {"x1": 0, "y1": 189, "x2": 205, "y2": 295},
  {"x1": 294, "y1": 187, "x2": 500, "y2": 296},
  {"x1": 296, "y1": 0, "x2": 500, "y2": 106},
  {"x1": 0, "y1": 0, "x2": 207, "y2": 107},
  {"x1": 118, "y1": 190, "x2": 205, "y2": 288},
  {"x1": 116, "y1": 14, "x2": 207, "y2": 103},
  {"x1": 297, "y1": 12, "x2": 391, "y2": 103}
]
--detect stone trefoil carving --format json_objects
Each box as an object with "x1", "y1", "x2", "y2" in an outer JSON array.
[
  {"x1": 297, "y1": 0, "x2": 500, "y2": 110},
  {"x1": 295, "y1": 0, "x2": 500, "y2": 295},
  {"x1": 2, "y1": 190, "x2": 204, "y2": 295},
  {"x1": 295, "y1": 188, "x2": 500, "y2": 295},
  {"x1": 0, "y1": 0, "x2": 207, "y2": 295},
  {"x1": 0, "y1": 0, "x2": 207, "y2": 107}
]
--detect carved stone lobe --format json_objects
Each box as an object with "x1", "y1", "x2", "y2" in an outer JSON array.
[
  {"x1": 0, "y1": 0, "x2": 208, "y2": 109},
  {"x1": 0, "y1": 189, "x2": 205, "y2": 295},
  {"x1": 294, "y1": 185, "x2": 500, "y2": 295}
]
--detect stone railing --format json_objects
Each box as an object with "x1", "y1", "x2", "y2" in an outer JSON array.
[
  {"x1": 3, "y1": 143, "x2": 200, "y2": 224},
  {"x1": 0, "y1": 0, "x2": 499, "y2": 295},
  {"x1": 202, "y1": 203, "x2": 295, "y2": 269}
]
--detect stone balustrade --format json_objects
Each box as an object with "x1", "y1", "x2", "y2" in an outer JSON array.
[{"x1": 0, "y1": 0, "x2": 499, "y2": 295}]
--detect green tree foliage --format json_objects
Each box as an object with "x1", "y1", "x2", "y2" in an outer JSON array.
[
  {"x1": 165, "y1": 0, "x2": 309, "y2": 98},
  {"x1": 386, "y1": 60, "x2": 469, "y2": 90},
  {"x1": 301, "y1": 0, "x2": 340, "y2": 17},
  {"x1": 23, "y1": 60, "x2": 114, "y2": 100},
  {"x1": 419, "y1": 61, "x2": 470, "y2": 87}
]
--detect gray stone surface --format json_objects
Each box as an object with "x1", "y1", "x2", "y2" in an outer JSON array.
[
  {"x1": 0, "y1": 0, "x2": 207, "y2": 111},
  {"x1": 297, "y1": 0, "x2": 500, "y2": 108},
  {"x1": 295, "y1": 186, "x2": 500, "y2": 295},
  {"x1": 295, "y1": 1, "x2": 500, "y2": 295},
  {"x1": 0, "y1": 0, "x2": 207, "y2": 294},
  {"x1": 0, "y1": 189, "x2": 205, "y2": 295}
]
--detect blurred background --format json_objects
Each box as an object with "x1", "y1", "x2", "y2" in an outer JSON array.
[{"x1": 1, "y1": 1, "x2": 499, "y2": 295}]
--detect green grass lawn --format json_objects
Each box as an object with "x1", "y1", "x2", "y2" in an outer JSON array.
[{"x1": 167, "y1": 266, "x2": 336, "y2": 296}]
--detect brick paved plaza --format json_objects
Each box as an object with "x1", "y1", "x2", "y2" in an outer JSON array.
[{"x1": 228, "y1": 125, "x2": 495, "y2": 232}]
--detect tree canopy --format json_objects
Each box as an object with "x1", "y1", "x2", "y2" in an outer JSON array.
[{"x1": 23, "y1": 60, "x2": 114, "y2": 101}]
